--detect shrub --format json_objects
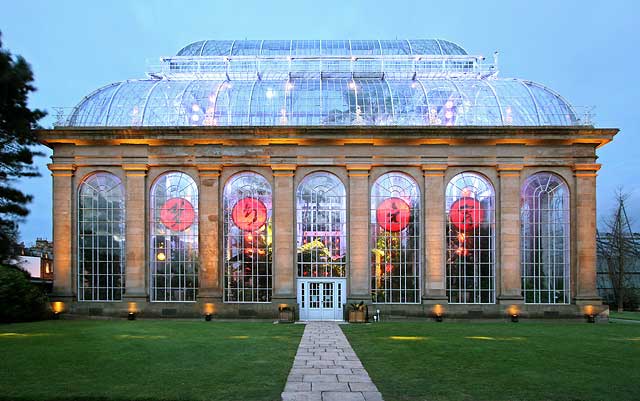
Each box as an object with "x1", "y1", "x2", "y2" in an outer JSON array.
[{"x1": 0, "y1": 264, "x2": 49, "y2": 322}]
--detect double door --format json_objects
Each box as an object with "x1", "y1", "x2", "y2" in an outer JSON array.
[{"x1": 297, "y1": 279, "x2": 346, "y2": 321}]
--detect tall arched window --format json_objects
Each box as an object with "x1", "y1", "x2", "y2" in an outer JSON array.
[
  {"x1": 370, "y1": 172, "x2": 421, "y2": 303},
  {"x1": 446, "y1": 172, "x2": 495, "y2": 303},
  {"x1": 296, "y1": 172, "x2": 347, "y2": 278},
  {"x1": 150, "y1": 172, "x2": 199, "y2": 302},
  {"x1": 78, "y1": 172, "x2": 125, "y2": 301},
  {"x1": 521, "y1": 172, "x2": 570, "y2": 304},
  {"x1": 223, "y1": 172, "x2": 272, "y2": 303}
]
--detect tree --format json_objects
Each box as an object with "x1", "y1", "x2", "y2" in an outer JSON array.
[
  {"x1": 0, "y1": 31, "x2": 46, "y2": 263},
  {"x1": 596, "y1": 190, "x2": 640, "y2": 312}
]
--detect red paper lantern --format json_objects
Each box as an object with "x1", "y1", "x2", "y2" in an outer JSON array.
[
  {"x1": 376, "y1": 197, "x2": 411, "y2": 232},
  {"x1": 232, "y1": 197, "x2": 268, "y2": 232},
  {"x1": 449, "y1": 197, "x2": 484, "y2": 231},
  {"x1": 160, "y1": 197, "x2": 195, "y2": 232}
]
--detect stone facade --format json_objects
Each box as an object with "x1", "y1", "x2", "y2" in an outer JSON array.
[{"x1": 39, "y1": 126, "x2": 616, "y2": 319}]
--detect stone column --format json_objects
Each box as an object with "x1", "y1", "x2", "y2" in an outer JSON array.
[
  {"x1": 49, "y1": 164, "x2": 75, "y2": 300},
  {"x1": 497, "y1": 165, "x2": 524, "y2": 304},
  {"x1": 422, "y1": 165, "x2": 448, "y2": 303},
  {"x1": 272, "y1": 165, "x2": 296, "y2": 303},
  {"x1": 573, "y1": 164, "x2": 602, "y2": 305},
  {"x1": 198, "y1": 165, "x2": 222, "y2": 299},
  {"x1": 347, "y1": 165, "x2": 371, "y2": 300},
  {"x1": 122, "y1": 164, "x2": 148, "y2": 300}
]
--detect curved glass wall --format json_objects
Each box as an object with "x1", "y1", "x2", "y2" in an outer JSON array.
[
  {"x1": 77, "y1": 172, "x2": 125, "y2": 301},
  {"x1": 296, "y1": 172, "x2": 347, "y2": 278},
  {"x1": 446, "y1": 172, "x2": 495, "y2": 304},
  {"x1": 521, "y1": 173, "x2": 570, "y2": 304},
  {"x1": 150, "y1": 172, "x2": 199, "y2": 302},
  {"x1": 223, "y1": 172, "x2": 272, "y2": 303},
  {"x1": 370, "y1": 172, "x2": 421, "y2": 303},
  {"x1": 67, "y1": 78, "x2": 579, "y2": 127}
]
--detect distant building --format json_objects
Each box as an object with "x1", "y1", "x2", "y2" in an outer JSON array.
[
  {"x1": 39, "y1": 39, "x2": 617, "y2": 319},
  {"x1": 15, "y1": 239, "x2": 54, "y2": 282},
  {"x1": 597, "y1": 233, "x2": 640, "y2": 308}
]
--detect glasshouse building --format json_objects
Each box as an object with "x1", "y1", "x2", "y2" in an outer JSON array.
[{"x1": 40, "y1": 39, "x2": 617, "y2": 320}]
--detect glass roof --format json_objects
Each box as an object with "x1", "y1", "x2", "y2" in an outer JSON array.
[
  {"x1": 176, "y1": 39, "x2": 467, "y2": 57},
  {"x1": 63, "y1": 39, "x2": 585, "y2": 127},
  {"x1": 68, "y1": 77, "x2": 579, "y2": 127}
]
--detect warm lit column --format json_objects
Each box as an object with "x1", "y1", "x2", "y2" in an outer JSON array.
[
  {"x1": 497, "y1": 165, "x2": 524, "y2": 303},
  {"x1": 574, "y1": 164, "x2": 601, "y2": 304},
  {"x1": 422, "y1": 165, "x2": 447, "y2": 302},
  {"x1": 198, "y1": 165, "x2": 221, "y2": 299},
  {"x1": 347, "y1": 165, "x2": 370, "y2": 299},
  {"x1": 272, "y1": 165, "x2": 296, "y2": 300},
  {"x1": 49, "y1": 164, "x2": 75, "y2": 299},
  {"x1": 122, "y1": 164, "x2": 148, "y2": 299}
]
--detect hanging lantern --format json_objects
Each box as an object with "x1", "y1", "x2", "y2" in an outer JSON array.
[
  {"x1": 160, "y1": 197, "x2": 195, "y2": 231},
  {"x1": 232, "y1": 197, "x2": 268, "y2": 232},
  {"x1": 376, "y1": 197, "x2": 411, "y2": 232},
  {"x1": 449, "y1": 197, "x2": 484, "y2": 231}
]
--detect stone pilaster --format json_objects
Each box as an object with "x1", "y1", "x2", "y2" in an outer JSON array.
[
  {"x1": 272, "y1": 165, "x2": 296, "y2": 301},
  {"x1": 122, "y1": 164, "x2": 148, "y2": 299},
  {"x1": 573, "y1": 164, "x2": 602, "y2": 305},
  {"x1": 347, "y1": 165, "x2": 370, "y2": 300},
  {"x1": 497, "y1": 165, "x2": 524, "y2": 303},
  {"x1": 49, "y1": 164, "x2": 75, "y2": 299},
  {"x1": 198, "y1": 165, "x2": 222, "y2": 299},
  {"x1": 422, "y1": 165, "x2": 448, "y2": 302}
]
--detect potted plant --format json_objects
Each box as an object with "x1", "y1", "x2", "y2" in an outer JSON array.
[{"x1": 348, "y1": 301, "x2": 367, "y2": 323}]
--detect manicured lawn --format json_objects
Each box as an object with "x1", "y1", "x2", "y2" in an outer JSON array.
[
  {"x1": 0, "y1": 320, "x2": 304, "y2": 401},
  {"x1": 343, "y1": 321, "x2": 640, "y2": 401},
  {"x1": 610, "y1": 311, "x2": 640, "y2": 321}
]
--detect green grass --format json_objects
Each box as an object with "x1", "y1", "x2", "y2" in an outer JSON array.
[
  {"x1": 0, "y1": 320, "x2": 304, "y2": 401},
  {"x1": 342, "y1": 322, "x2": 640, "y2": 401},
  {"x1": 610, "y1": 311, "x2": 640, "y2": 321}
]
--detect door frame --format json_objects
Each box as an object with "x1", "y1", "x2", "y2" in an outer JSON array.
[{"x1": 297, "y1": 278, "x2": 347, "y2": 321}]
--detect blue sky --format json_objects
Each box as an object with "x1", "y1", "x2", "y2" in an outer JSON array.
[{"x1": 1, "y1": 0, "x2": 638, "y2": 244}]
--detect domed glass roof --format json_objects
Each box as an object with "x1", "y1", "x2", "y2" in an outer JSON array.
[
  {"x1": 176, "y1": 39, "x2": 468, "y2": 57},
  {"x1": 64, "y1": 39, "x2": 583, "y2": 127}
]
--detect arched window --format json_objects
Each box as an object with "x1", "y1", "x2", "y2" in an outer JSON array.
[
  {"x1": 223, "y1": 172, "x2": 272, "y2": 303},
  {"x1": 296, "y1": 172, "x2": 347, "y2": 278},
  {"x1": 446, "y1": 172, "x2": 495, "y2": 303},
  {"x1": 150, "y1": 172, "x2": 199, "y2": 302},
  {"x1": 370, "y1": 172, "x2": 421, "y2": 303},
  {"x1": 77, "y1": 172, "x2": 125, "y2": 301},
  {"x1": 521, "y1": 173, "x2": 570, "y2": 304}
]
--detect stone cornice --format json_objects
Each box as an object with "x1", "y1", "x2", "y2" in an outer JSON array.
[
  {"x1": 573, "y1": 163, "x2": 601, "y2": 177},
  {"x1": 47, "y1": 164, "x2": 76, "y2": 177},
  {"x1": 497, "y1": 164, "x2": 524, "y2": 177},
  {"x1": 37, "y1": 126, "x2": 619, "y2": 149}
]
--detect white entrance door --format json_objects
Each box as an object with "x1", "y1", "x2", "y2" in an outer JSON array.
[{"x1": 297, "y1": 279, "x2": 346, "y2": 321}]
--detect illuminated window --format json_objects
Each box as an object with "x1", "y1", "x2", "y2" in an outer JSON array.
[
  {"x1": 521, "y1": 173, "x2": 570, "y2": 304},
  {"x1": 296, "y1": 172, "x2": 347, "y2": 278},
  {"x1": 150, "y1": 172, "x2": 198, "y2": 302},
  {"x1": 370, "y1": 172, "x2": 421, "y2": 303},
  {"x1": 223, "y1": 172, "x2": 272, "y2": 303},
  {"x1": 446, "y1": 172, "x2": 495, "y2": 303},
  {"x1": 77, "y1": 172, "x2": 125, "y2": 301}
]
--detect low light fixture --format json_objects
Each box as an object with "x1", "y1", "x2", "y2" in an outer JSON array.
[
  {"x1": 508, "y1": 305, "x2": 520, "y2": 323},
  {"x1": 584, "y1": 305, "x2": 596, "y2": 323},
  {"x1": 204, "y1": 303, "x2": 215, "y2": 321},
  {"x1": 51, "y1": 301, "x2": 64, "y2": 319},
  {"x1": 433, "y1": 304, "x2": 444, "y2": 322},
  {"x1": 128, "y1": 302, "x2": 137, "y2": 320}
]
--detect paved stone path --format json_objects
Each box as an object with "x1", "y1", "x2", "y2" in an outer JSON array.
[{"x1": 281, "y1": 322, "x2": 383, "y2": 401}]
